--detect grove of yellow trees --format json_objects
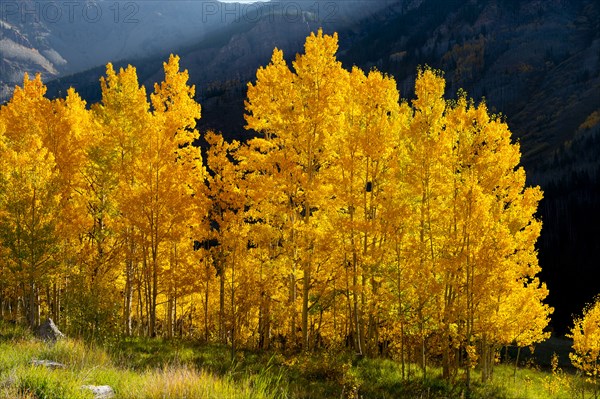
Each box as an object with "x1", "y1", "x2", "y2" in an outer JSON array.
[{"x1": 0, "y1": 31, "x2": 551, "y2": 381}]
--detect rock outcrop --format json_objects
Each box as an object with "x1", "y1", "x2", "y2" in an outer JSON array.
[
  {"x1": 36, "y1": 318, "x2": 65, "y2": 341},
  {"x1": 31, "y1": 359, "x2": 66, "y2": 369},
  {"x1": 81, "y1": 385, "x2": 115, "y2": 399}
]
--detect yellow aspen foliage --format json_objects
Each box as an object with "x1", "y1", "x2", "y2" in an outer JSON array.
[
  {"x1": 0, "y1": 74, "x2": 61, "y2": 329},
  {"x1": 94, "y1": 63, "x2": 150, "y2": 177},
  {"x1": 245, "y1": 29, "x2": 347, "y2": 350},
  {"x1": 151, "y1": 54, "x2": 204, "y2": 190},
  {"x1": 48, "y1": 89, "x2": 96, "y2": 233},
  {"x1": 235, "y1": 137, "x2": 298, "y2": 349},
  {"x1": 441, "y1": 90, "x2": 550, "y2": 383},
  {"x1": 394, "y1": 68, "x2": 551, "y2": 384},
  {"x1": 1, "y1": 75, "x2": 107, "y2": 333},
  {"x1": 0, "y1": 74, "x2": 51, "y2": 152},
  {"x1": 84, "y1": 56, "x2": 205, "y2": 338},
  {"x1": 123, "y1": 55, "x2": 203, "y2": 337},
  {"x1": 0, "y1": 139, "x2": 59, "y2": 329},
  {"x1": 91, "y1": 63, "x2": 148, "y2": 301},
  {"x1": 402, "y1": 68, "x2": 454, "y2": 377},
  {"x1": 570, "y1": 298, "x2": 600, "y2": 381},
  {"x1": 71, "y1": 64, "x2": 147, "y2": 337},
  {"x1": 205, "y1": 131, "x2": 257, "y2": 349},
  {"x1": 43, "y1": 92, "x2": 99, "y2": 323},
  {"x1": 46, "y1": 89, "x2": 94, "y2": 190},
  {"x1": 331, "y1": 67, "x2": 403, "y2": 355}
]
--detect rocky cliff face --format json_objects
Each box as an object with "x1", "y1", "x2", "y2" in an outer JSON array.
[
  {"x1": 0, "y1": 16, "x2": 60, "y2": 99},
  {"x1": 0, "y1": 0, "x2": 249, "y2": 100}
]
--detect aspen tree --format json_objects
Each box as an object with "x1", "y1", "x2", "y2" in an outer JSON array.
[
  {"x1": 403, "y1": 68, "x2": 453, "y2": 377},
  {"x1": 88, "y1": 63, "x2": 149, "y2": 336},
  {"x1": 0, "y1": 74, "x2": 61, "y2": 329},
  {"x1": 570, "y1": 298, "x2": 600, "y2": 393},
  {"x1": 332, "y1": 67, "x2": 401, "y2": 354},
  {"x1": 245, "y1": 30, "x2": 346, "y2": 349},
  {"x1": 148, "y1": 54, "x2": 205, "y2": 338}
]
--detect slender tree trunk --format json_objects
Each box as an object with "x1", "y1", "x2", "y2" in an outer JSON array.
[
  {"x1": 29, "y1": 189, "x2": 39, "y2": 330},
  {"x1": 27, "y1": 280, "x2": 36, "y2": 329},
  {"x1": 481, "y1": 338, "x2": 487, "y2": 383},
  {"x1": 443, "y1": 324, "x2": 451, "y2": 380},
  {"x1": 396, "y1": 242, "x2": 406, "y2": 380},
  {"x1": 204, "y1": 258, "x2": 210, "y2": 342},
  {"x1": 142, "y1": 246, "x2": 151, "y2": 336},
  {"x1": 465, "y1": 196, "x2": 474, "y2": 399},
  {"x1": 125, "y1": 274, "x2": 132, "y2": 336},
  {"x1": 171, "y1": 245, "x2": 178, "y2": 338},
  {"x1": 482, "y1": 340, "x2": 494, "y2": 383},
  {"x1": 360, "y1": 272, "x2": 367, "y2": 355},
  {"x1": 421, "y1": 322, "x2": 427, "y2": 381},
  {"x1": 258, "y1": 259, "x2": 272, "y2": 350},
  {"x1": 302, "y1": 257, "x2": 310, "y2": 351},
  {"x1": 149, "y1": 218, "x2": 159, "y2": 338},
  {"x1": 369, "y1": 273, "x2": 380, "y2": 356},
  {"x1": 45, "y1": 285, "x2": 51, "y2": 322},
  {"x1": 231, "y1": 246, "x2": 236, "y2": 362},
  {"x1": 125, "y1": 229, "x2": 134, "y2": 336},
  {"x1": 290, "y1": 269, "x2": 297, "y2": 348},
  {"x1": 150, "y1": 254, "x2": 158, "y2": 338},
  {"x1": 353, "y1": 252, "x2": 362, "y2": 355},
  {"x1": 219, "y1": 259, "x2": 225, "y2": 343},
  {"x1": 167, "y1": 294, "x2": 173, "y2": 338},
  {"x1": 401, "y1": 321, "x2": 406, "y2": 380},
  {"x1": 136, "y1": 267, "x2": 144, "y2": 336},
  {"x1": 332, "y1": 287, "x2": 337, "y2": 340},
  {"x1": 259, "y1": 295, "x2": 271, "y2": 350},
  {"x1": 513, "y1": 346, "x2": 521, "y2": 382},
  {"x1": 174, "y1": 290, "x2": 178, "y2": 337},
  {"x1": 408, "y1": 342, "x2": 412, "y2": 378},
  {"x1": 594, "y1": 364, "x2": 597, "y2": 399},
  {"x1": 53, "y1": 282, "x2": 59, "y2": 323},
  {"x1": 17, "y1": 294, "x2": 24, "y2": 325},
  {"x1": 345, "y1": 257, "x2": 353, "y2": 349}
]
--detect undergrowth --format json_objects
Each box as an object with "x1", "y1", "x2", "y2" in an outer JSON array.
[{"x1": 0, "y1": 321, "x2": 591, "y2": 399}]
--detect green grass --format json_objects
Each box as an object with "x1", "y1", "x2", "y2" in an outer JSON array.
[
  {"x1": 0, "y1": 321, "x2": 594, "y2": 399},
  {"x1": 0, "y1": 323, "x2": 282, "y2": 399}
]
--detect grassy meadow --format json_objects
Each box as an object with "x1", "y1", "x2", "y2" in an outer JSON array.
[{"x1": 0, "y1": 321, "x2": 593, "y2": 399}]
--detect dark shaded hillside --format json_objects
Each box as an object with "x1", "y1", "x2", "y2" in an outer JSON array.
[
  {"x1": 43, "y1": 0, "x2": 600, "y2": 333},
  {"x1": 339, "y1": 0, "x2": 600, "y2": 167},
  {"x1": 535, "y1": 120, "x2": 600, "y2": 334}
]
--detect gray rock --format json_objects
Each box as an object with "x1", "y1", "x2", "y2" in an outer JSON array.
[
  {"x1": 36, "y1": 318, "x2": 65, "y2": 341},
  {"x1": 81, "y1": 385, "x2": 115, "y2": 399},
  {"x1": 31, "y1": 360, "x2": 66, "y2": 369}
]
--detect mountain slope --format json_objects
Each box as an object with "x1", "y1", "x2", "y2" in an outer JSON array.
[
  {"x1": 338, "y1": 0, "x2": 600, "y2": 168},
  {"x1": 0, "y1": 0, "x2": 260, "y2": 100}
]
